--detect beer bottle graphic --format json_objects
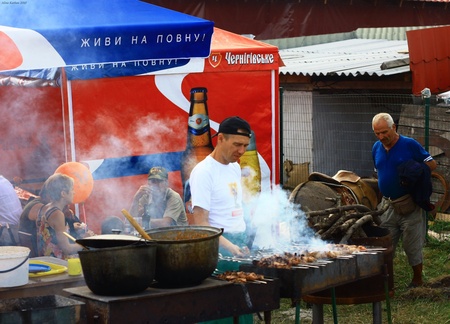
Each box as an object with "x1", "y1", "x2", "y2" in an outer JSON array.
[
  {"x1": 240, "y1": 130, "x2": 261, "y2": 203},
  {"x1": 181, "y1": 87, "x2": 214, "y2": 214}
]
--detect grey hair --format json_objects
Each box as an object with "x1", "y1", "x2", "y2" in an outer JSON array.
[
  {"x1": 44, "y1": 173, "x2": 74, "y2": 201},
  {"x1": 372, "y1": 113, "x2": 394, "y2": 130}
]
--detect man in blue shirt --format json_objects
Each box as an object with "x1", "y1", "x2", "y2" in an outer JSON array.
[{"x1": 372, "y1": 113, "x2": 437, "y2": 287}]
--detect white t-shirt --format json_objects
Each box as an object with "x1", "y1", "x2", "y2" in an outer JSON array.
[{"x1": 190, "y1": 156, "x2": 246, "y2": 233}]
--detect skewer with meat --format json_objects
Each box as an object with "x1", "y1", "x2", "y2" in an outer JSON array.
[
  {"x1": 254, "y1": 252, "x2": 317, "y2": 269},
  {"x1": 252, "y1": 244, "x2": 368, "y2": 269},
  {"x1": 216, "y1": 271, "x2": 265, "y2": 283}
]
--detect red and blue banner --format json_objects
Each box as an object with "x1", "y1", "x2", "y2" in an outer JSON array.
[{"x1": 0, "y1": 0, "x2": 213, "y2": 73}]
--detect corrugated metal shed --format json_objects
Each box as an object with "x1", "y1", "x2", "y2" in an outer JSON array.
[
  {"x1": 262, "y1": 26, "x2": 439, "y2": 50},
  {"x1": 407, "y1": 25, "x2": 450, "y2": 95},
  {"x1": 262, "y1": 26, "x2": 444, "y2": 78},
  {"x1": 262, "y1": 32, "x2": 355, "y2": 51},
  {"x1": 278, "y1": 38, "x2": 410, "y2": 77}
]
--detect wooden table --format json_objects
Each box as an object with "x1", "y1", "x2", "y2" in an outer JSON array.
[
  {"x1": 0, "y1": 257, "x2": 86, "y2": 299},
  {"x1": 65, "y1": 277, "x2": 280, "y2": 324}
]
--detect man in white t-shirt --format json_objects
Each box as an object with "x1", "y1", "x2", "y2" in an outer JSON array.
[{"x1": 190, "y1": 116, "x2": 252, "y2": 257}]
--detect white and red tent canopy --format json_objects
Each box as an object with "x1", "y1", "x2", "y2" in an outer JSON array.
[{"x1": 0, "y1": 0, "x2": 214, "y2": 79}]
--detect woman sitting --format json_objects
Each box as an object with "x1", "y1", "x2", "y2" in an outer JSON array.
[
  {"x1": 36, "y1": 173, "x2": 82, "y2": 259},
  {"x1": 18, "y1": 183, "x2": 50, "y2": 257}
]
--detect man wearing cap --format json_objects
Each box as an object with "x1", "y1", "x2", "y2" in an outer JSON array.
[
  {"x1": 190, "y1": 116, "x2": 254, "y2": 324},
  {"x1": 129, "y1": 167, "x2": 188, "y2": 229},
  {"x1": 190, "y1": 116, "x2": 252, "y2": 257}
]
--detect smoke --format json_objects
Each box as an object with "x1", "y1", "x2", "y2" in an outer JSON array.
[
  {"x1": 84, "y1": 112, "x2": 184, "y2": 161},
  {"x1": 133, "y1": 114, "x2": 183, "y2": 151},
  {"x1": 78, "y1": 111, "x2": 186, "y2": 230},
  {"x1": 249, "y1": 185, "x2": 327, "y2": 252},
  {"x1": 0, "y1": 86, "x2": 62, "y2": 183}
]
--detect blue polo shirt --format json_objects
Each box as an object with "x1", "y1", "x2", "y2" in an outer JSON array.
[{"x1": 372, "y1": 135, "x2": 433, "y2": 199}]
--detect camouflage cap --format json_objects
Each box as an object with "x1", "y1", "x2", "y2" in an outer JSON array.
[{"x1": 148, "y1": 167, "x2": 168, "y2": 181}]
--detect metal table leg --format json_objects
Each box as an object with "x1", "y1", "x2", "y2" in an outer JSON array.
[
  {"x1": 331, "y1": 287, "x2": 338, "y2": 324},
  {"x1": 373, "y1": 302, "x2": 382, "y2": 324},
  {"x1": 312, "y1": 304, "x2": 324, "y2": 324}
]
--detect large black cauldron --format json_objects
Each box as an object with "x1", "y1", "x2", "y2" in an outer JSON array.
[
  {"x1": 146, "y1": 226, "x2": 222, "y2": 287},
  {"x1": 78, "y1": 241, "x2": 157, "y2": 296}
]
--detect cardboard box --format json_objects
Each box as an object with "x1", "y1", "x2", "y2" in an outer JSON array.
[{"x1": 283, "y1": 160, "x2": 310, "y2": 190}]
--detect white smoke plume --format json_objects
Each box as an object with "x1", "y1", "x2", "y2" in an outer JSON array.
[{"x1": 249, "y1": 185, "x2": 326, "y2": 252}]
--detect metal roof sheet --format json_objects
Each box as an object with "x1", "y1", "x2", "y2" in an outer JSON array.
[
  {"x1": 278, "y1": 38, "x2": 410, "y2": 77},
  {"x1": 262, "y1": 26, "x2": 440, "y2": 50},
  {"x1": 261, "y1": 26, "x2": 450, "y2": 78},
  {"x1": 407, "y1": 25, "x2": 450, "y2": 95}
]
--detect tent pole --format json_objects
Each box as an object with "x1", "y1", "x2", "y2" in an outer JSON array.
[
  {"x1": 60, "y1": 68, "x2": 69, "y2": 162},
  {"x1": 66, "y1": 79, "x2": 76, "y2": 162},
  {"x1": 421, "y1": 88, "x2": 431, "y2": 151},
  {"x1": 271, "y1": 69, "x2": 278, "y2": 186},
  {"x1": 279, "y1": 86, "x2": 284, "y2": 185},
  {"x1": 61, "y1": 68, "x2": 82, "y2": 219},
  {"x1": 421, "y1": 88, "x2": 431, "y2": 241}
]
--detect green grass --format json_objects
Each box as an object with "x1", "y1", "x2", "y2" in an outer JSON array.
[
  {"x1": 429, "y1": 220, "x2": 450, "y2": 233},
  {"x1": 254, "y1": 237, "x2": 450, "y2": 324}
]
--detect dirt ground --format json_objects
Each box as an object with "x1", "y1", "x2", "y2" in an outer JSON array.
[{"x1": 401, "y1": 274, "x2": 450, "y2": 301}]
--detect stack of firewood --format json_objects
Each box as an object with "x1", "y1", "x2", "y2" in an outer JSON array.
[{"x1": 303, "y1": 204, "x2": 387, "y2": 244}]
